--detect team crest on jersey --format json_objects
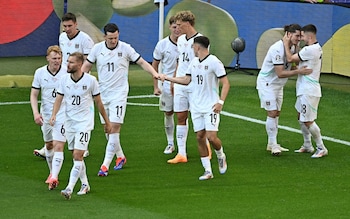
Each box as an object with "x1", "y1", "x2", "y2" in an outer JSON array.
[
  {"x1": 83, "y1": 85, "x2": 87, "y2": 90},
  {"x1": 275, "y1": 55, "x2": 282, "y2": 62},
  {"x1": 118, "y1": 52, "x2": 122, "y2": 57},
  {"x1": 205, "y1": 65, "x2": 208, "y2": 70},
  {"x1": 75, "y1": 44, "x2": 79, "y2": 49}
]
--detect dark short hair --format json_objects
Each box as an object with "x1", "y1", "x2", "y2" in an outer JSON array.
[
  {"x1": 104, "y1": 23, "x2": 119, "y2": 35},
  {"x1": 284, "y1": 24, "x2": 301, "y2": 33},
  {"x1": 302, "y1": 24, "x2": 317, "y2": 34},
  {"x1": 62, "y1": 12, "x2": 76, "y2": 22},
  {"x1": 194, "y1": 36, "x2": 210, "y2": 48},
  {"x1": 168, "y1": 15, "x2": 176, "y2": 25}
]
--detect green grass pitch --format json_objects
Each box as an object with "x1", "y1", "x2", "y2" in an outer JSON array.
[{"x1": 0, "y1": 57, "x2": 350, "y2": 218}]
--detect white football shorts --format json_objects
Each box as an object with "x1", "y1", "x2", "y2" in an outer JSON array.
[
  {"x1": 66, "y1": 130, "x2": 91, "y2": 151},
  {"x1": 159, "y1": 81, "x2": 173, "y2": 112},
  {"x1": 41, "y1": 122, "x2": 66, "y2": 142},
  {"x1": 100, "y1": 98, "x2": 127, "y2": 124},
  {"x1": 173, "y1": 83, "x2": 190, "y2": 112},
  {"x1": 191, "y1": 111, "x2": 220, "y2": 132},
  {"x1": 295, "y1": 95, "x2": 320, "y2": 122},
  {"x1": 257, "y1": 86, "x2": 284, "y2": 111}
]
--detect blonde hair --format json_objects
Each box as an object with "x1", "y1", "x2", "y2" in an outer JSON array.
[
  {"x1": 69, "y1": 52, "x2": 84, "y2": 64},
  {"x1": 46, "y1": 45, "x2": 62, "y2": 56},
  {"x1": 174, "y1": 11, "x2": 195, "y2": 26}
]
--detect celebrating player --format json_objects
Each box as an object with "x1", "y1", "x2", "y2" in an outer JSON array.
[
  {"x1": 167, "y1": 10, "x2": 213, "y2": 164},
  {"x1": 33, "y1": 12, "x2": 94, "y2": 158},
  {"x1": 152, "y1": 15, "x2": 181, "y2": 154},
  {"x1": 81, "y1": 23, "x2": 160, "y2": 177},
  {"x1": 160, "y1": 36, "x2": 229, "y2": 180},
  {"x1": 283, "y1": 24, "x2": 328, "y2": 158},
  {"x1": 256, "y1": 24, "x2": 312, "y2": 156},
  {"x1": 30, "y1": 45, "x2": 67, "y2": 190},
  {"x1": 50, "y1": 52, "x2": 111, "y2": 200}
]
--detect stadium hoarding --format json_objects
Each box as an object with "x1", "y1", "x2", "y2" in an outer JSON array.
[{"x1": 0, "y1": 0, "x2": 349, "y2": 76}]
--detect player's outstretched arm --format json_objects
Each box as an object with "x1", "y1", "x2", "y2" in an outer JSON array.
[
  {"x1": 275, "y1": 64, "x2": 312, "y2": 78},
  {"x1": 151, "y1": 59, "x2": 162, "y2": 96},
  {"x1": 164, "y1": 75, "x2": 191, "y2": 85},
  {"x1": 137, "y1": 57, "x2": 159, "y2": 79}
]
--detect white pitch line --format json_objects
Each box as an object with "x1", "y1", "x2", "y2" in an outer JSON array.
[
  {"x1": 1, "y1": 95, "x2": 349, "y2": 146},
  {"x1": 221, "y1": 111, "x2": 350, "y2": 146}
]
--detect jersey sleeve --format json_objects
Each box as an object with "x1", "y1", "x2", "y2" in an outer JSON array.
[
  {"x1": 298, "y1": 46, "x2": 312, "y2": 62},
  {"x1": 31, "y1": 68, "x2": 41, "y2": 89},
  {"x1": 81, "y1": 34, "x2": 94, "y2": 55},
  {"x1": 213, "y1": 57, "x2": 226, "y2": 78},
  {"x1": 56, "y1": 75, "x2": 65, "y2": 96},
  {"x1": 125, "y1": 43, "x2": 141, "y2": 62},
  {"x1": 90, "y1": 76, "x2": 100, "y2": 96},
  {"x1": 185, "y1": 59, "x2": 193, "y2": 76},
  {"x1": 270, "y1": 44, "x2": 284, "y2": 65},
  {"x1": 153, "y1": 41, "x2": 162, "y2": 61},
  {"x1": 86, "y1": 43, "x2": 98, "y2": 63}
]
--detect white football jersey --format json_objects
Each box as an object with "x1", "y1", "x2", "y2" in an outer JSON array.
[
  {"x1": 153, "y1": 36, "x2": 178, "y2": 77},
  {"x1": 257, "y1": 40, "x2": 291, "y2": 89},
  {"x1": 187, "y1": 54, "x2": 226, "y2": 113},
  {"x1": 86, "y1": 40, "x2": 141, "y2": 102},
  {"x1": 296, "y1": 42, "x2": 322, "y2": 97},
  {"x1": 59, "y1": 30, "x2": 94, "y2": 67},
  {"x1": 31, "y1": 65, "x2": 67, "y2": 123},
  {"x1": 176, "y1": 32, "x2": 202, "y2": 77},
  {"x1": 57, "y1": 73, "x2": 99, "y2": 132}
]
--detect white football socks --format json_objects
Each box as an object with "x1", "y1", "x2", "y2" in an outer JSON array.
[
  {"x1": 200, "y1": 156, "x2": 212, "y2": 173},
  {"x1": 45, "y1": 147, "x2": 54, "y2": 172},
  {"x1": 102, "y1": 133, "x2": 120, "y2": 169},
  {"x1": 308, "y1": 122, "x2": 326, "y2": 150},
  {"x1": 51, "y1": 152, "x2": 64, "y2": 179},
  {"x1": 165, "y1": 114, "x2": 174, "y2": 146},
  {"x1": 67, "y1": 160, "x2": 83, "y2": 192},
  {"x1": 176, "y1": 125, "x2": 188, "y2": 157},
  {"x1": 266, "y1": 116, "x2": 277, "y2": 145},
  {"x1": 299, "y1": 121, "x2": 312, "y2": 147}
]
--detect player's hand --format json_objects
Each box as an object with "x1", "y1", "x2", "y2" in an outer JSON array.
[
  {"x1": 212, "y1": 103, "x2": 223, "y2": 114},
  {"x1": 104, "y1": 121, "x2": 112, "y2": 134},
  {"x1": 153, "y1": 87, "x2": 161, "y2": 96},
  {"x1": 158, "y1": 74, "x2": 166, "y2": 82},
  {"x1": 299, "y1": 66, "x2": 312, "y2": 75},
  {"x1": 49, "y1": 116, "x2": 56, "y2": 126},
  {"x1": 34, "y1": 113, "x2": 44, "y2": 126},
  {"x1": 153, "y1": 73, "x2": 160, "y2": 80},
  {"x1": 282, "y1": 32, "x2": 291, "y2": 45}
]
